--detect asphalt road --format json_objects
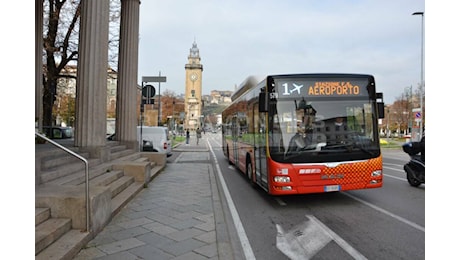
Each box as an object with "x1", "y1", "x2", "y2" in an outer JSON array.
[{"x1": 173, "y1": 134, "x2": 425, "y2": 259}]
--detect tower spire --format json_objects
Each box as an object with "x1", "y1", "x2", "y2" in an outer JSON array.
[{"x1": 189, "y1": 39, "x2": 199, "y2": 58}]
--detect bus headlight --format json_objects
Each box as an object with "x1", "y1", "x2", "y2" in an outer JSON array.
[
  {"x1": 274, "y1": 176, "x2": 291, "y2": 183},
  {"x1": 371, "y1": 170, "x2": 382, "y2": 177}
]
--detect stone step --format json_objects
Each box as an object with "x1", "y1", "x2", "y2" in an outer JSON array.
[
  {"x1": 34, "y1": 144, "x2": 165, "y2": 260},
  {"x1": 134, "y1": 156, "x2": 149, "y2": 162},
  {"x1": 49, "y1": 162, "x2": 114, "y2": 186},
  {"x1": 84, "y1": 169, "x2": 125, "y2": 187},
  {"x1": 109, "y1": 175, "x2": 135, "y2": 198},
  {"x1": 150, "y1": 164, "x2": 165, "y2": 181},
  {"x1": 110, "y1": 148, "x2": 137, "y2": 160},
  {"x1": 41, "y1": 151, "x2": 91, "y2": 170},
  {"x1": 112, "y1": 151, "x2": 144, "y2": 162},
  {"x1": 35, "y1": 207, "x2": 50, "y2": 226},
  {"x1": 40, "y1": 158, "x2": 101, "y2": 184},
  {"x1": 35, "y1": 218, "x2": 72, "y2": 255},
  {"x1": 109, "y1": 143, "x2": 128, "y2": 153},
  {"x1": 36, "y1": 229, "x2": 91, "y2": 260},
  {"x1": 111, "y1": 182, "x2": 144, "y2": 216}
]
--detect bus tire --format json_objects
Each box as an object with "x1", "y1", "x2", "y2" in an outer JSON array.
[
  {"x1": 246, "y1": 157, "x2": 256, "y2": 187},
  {"x1": 227, "y1": 146, "x2": 233, "y2": 165}
]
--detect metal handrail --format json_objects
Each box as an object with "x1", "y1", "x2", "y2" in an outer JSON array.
[{"x1": 35, "y1": 132, "x2": 90, "y2": 232}]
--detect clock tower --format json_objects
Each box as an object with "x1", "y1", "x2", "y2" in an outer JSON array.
[{"x1": 184, "y1": 40, "x2": 203, "y2": 130}]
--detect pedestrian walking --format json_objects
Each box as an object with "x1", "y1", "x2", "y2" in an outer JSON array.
[
  {"x1": 186, "y1": 129, "x2": 190, "y2": 145},
  {"x1": 196, "y1": 127, "x2": 202, "y2": 145}
]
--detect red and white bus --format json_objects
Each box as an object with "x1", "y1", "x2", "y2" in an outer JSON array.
[{"x1": 222, "y1": 74, "x2": 385, "y2": 195}]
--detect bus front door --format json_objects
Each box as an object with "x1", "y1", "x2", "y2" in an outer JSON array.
[
  {"x1": 255, "y1": 111, "x2": 268, "y2": 189},
  {"x1": 231, "y1": 117, "x2": 239, "y2": 166}
]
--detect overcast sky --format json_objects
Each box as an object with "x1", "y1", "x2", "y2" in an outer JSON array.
[{"x1": 138, "y1": 0, "x2": 425, "y2": 104}]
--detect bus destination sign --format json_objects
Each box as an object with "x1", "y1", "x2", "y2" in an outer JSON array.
[{"x1": 276, "y1": 79, "x2": 369, "y2": 98}]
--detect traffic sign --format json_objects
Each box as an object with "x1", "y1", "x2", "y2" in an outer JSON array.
[
  {"x1": 142, "y1": 84, "x2": 155, "y2": 105},
  {"x1": 142, "y1": 76, "x2": 166, "y2": 83},
  {"x1": 412, "y1": 108, "x2": 422, "y2": 122},
  {"x1": 142, "y1": 84, "x2": 155, "y2": 97}
]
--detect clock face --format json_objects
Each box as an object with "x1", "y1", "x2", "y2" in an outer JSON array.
[{"x1": 190, "y1": 73, "x2": 198, "y2": 81}]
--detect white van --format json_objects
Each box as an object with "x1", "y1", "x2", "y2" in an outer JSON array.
[{"x1": 137, "y1": 126, "x2": 172, "y2": 157}]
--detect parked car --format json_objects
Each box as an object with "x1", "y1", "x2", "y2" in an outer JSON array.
[
  {"x1": 41, "y1": 126, "x2": 74, "y2": 139},
  {"x1": 137, "y1": 126, "x2": 172, "y2": 157},
  {"x1": 107, "y1": 126, "x2": 172, "y2": 157}
]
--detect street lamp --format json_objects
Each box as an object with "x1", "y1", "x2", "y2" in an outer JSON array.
[
  {"x1": 412, "y1": 11, "x2": 424, "y2": 141},
  {"x1": 405, "y1": 86, "x2": 412, "y2": 137}
]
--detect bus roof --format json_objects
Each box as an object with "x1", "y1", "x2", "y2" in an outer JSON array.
[{"x1": 231, "y1": 75, "x2": 265, "y2": 101}]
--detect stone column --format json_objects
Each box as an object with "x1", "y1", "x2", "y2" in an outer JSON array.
[
  {"x1": 115, "y1": 0, "x2": 141, "y2": 150},
  {"x1": 35, "y1": 0, "x2": 43, "y2": 131},
  {"x1": 75, "y1": 0, "x2": 110, "y2": 158}
]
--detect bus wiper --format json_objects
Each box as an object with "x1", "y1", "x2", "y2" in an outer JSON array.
[
  {"x1": 347, "y1": 141, "x2": 377, "y2": 156},
  {"x1": 299, "y1": 142, "x2": 326, "y2": 151},
  {"x1": 319, "y1": 142, "x2": 374, "y2": 155}
]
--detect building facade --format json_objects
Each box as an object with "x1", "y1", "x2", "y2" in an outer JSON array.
[{"x1": 184, "y1": 41, "x2": 203, "y2": 130}]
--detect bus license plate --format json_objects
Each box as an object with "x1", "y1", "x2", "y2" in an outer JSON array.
[{"x1": 324, "y1": 185, "x2": 340, "y2": 192}]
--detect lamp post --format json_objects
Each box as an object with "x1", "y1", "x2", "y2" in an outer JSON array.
[
  {"x1": 405, "y1": 86, "x2": 412, "y2": 138},
  {"x1": 172, "y1": 98, "x2": 176, "y2": 133},
  {"x1": 412, "y1": 11, "x2": 424, "y2": 141}
]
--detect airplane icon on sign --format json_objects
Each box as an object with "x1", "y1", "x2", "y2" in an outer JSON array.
[{"x1": 290, "y1": 83, "x2": 303, "y2": 94}]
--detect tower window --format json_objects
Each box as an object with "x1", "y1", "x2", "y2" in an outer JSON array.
[{"x1": 191, "y1": 90, "x2": 195, "y2": 97}]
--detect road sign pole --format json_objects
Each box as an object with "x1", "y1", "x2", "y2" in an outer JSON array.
[{"x1": 158, "y1": 71, "x2": 161, "y2": 126}]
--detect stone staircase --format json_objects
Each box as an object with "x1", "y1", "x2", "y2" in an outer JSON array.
[{"x1": 35, "y1": 140, "x2": 166, "y2": 260}]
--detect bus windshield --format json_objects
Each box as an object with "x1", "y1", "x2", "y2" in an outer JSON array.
[{"x1": 268, "y1": 81, "x2": 380, "y2": 164}]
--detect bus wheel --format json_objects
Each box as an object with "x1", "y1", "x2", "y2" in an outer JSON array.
[
  {"x1": 246, "y1": 159, "x2": 256, "y2": 187},
  {"x1": 227, "y1": 146, "x2": 233, "y2": 165}
]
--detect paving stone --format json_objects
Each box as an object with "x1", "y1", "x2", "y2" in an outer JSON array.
[
  {"x1": 172, "y1": 251, "x2": 209, "y2": 260},
  {"x1": 116, "y1": 217, "x2": 154, "y2": 229},
  {"x1": 195, "y1": 220, "x2": 215, "y2": 232},
  {"x1": 194, "y1": 243, "x2": 218, "y2": 258},
  {"x1": 169, "y1": 218, "x2": 206, "y2": 230},
  {"x1": 97, "y1": 237, "x2": 145, "y2": 255},
  {"x1": 128, "y1": 244, "x2": 174, "y2": 260},
  {"x1": 160, "y1": 238, "x2": 207, "y2": 256},
  {"x1": 93, "y1": 251, "x2": 142, "y2": 260},
  {"x1": 73, "y1": 246, "x2": 106, "y2": 259},
  {"x1": 135, "y1": 231, "x2": 176, "y2": 248},
  {"x1": 110, "y1": 226, "x2": 151, "y2": 241},
  {"x1": 194, "y1": 231, "x2": 216, "y2": 244},
  {"x1": 143, "y1": 221, "x2": 178, "y2": 235},
  {"x1": 165, "y1": 227, "x2": 206, "y2": 242}
]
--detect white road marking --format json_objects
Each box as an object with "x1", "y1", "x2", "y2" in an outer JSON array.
[
  {"x1": 207, "y1": 140, "x2": 256, "y2": 260},
  {"x1": 308, "y1": 215, "x2": 368, "y2": 260},
  {"x1": 384, "y1": 165, "x2": 405, "y2": 173},
  {"x1": 276, "y1": 220, "x2": 331, "y2": 260},
  {"x1": 384, "y1": 162, "x2": 405, "y2": 167},
  {"x1": 343, "y1": 193, "x2": 425, "y2": 232},
  {"x1": 383, "y1": 174, "x2": 407, "y2": 181},
  {"x1": 276, "y1": 215, "x2": 368, "y2": 260}
]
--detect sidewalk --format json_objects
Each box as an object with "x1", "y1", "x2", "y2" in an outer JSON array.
[{"x1": 73, "y1": 137, "x2": 235, "y2": 259}]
